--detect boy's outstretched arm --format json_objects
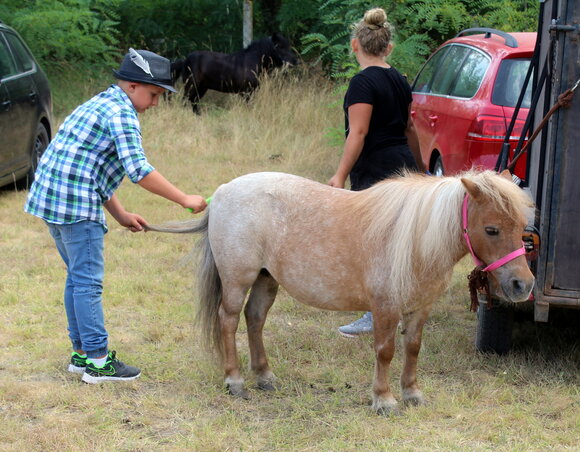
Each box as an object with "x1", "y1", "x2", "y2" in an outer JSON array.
[
  {"x1": 137, "y1": 170, "x2": 207, "y2": 213},
  {"x1": 104, "y1": 194, "x2": 148, "y2": 232}
]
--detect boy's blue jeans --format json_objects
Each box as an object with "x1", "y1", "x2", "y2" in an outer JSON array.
[{"x1": 47, "y1": 220, "x2": 108, "y2": 359}]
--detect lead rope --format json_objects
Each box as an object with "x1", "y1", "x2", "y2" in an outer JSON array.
[
  {"x1": 507, "y1": 78, "x2": 579, "y2": 173},
  {"x1": 467, "y1": 266, "x2": 492, "y2": 312}
]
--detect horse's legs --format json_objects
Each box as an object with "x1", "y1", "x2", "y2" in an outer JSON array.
[
  {"x1": 189, "y1": 86, "x2": 206, "y2": 114},
  {"x1": 400, "y1": 306, "x2": 432, "y2": 407},
  {"x1": 244, "y1": 271, "x2": 279, "y2": 390},
  {"x1": 219, "y1": 282, "x2": 252, "y2": 399},
  {"x1": 371, "y1": 306, "x2": 401, "y2": 415},
  {"x1": 183, "y1": 72, "x2": 206, "y2": 114}
]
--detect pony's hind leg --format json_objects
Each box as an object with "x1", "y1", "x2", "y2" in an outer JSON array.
[
  {"x1": 219, "y1": 282, "x2": 253, "y2": 399},
  {"x1": 244, "y1": 270, "x2": 279, "y2": 391},
  {"x1": 400, "y1": 305, "x2": 432, "y2": 407}
]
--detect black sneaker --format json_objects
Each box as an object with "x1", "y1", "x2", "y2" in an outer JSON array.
[
  {"x1": 81, "y1": 351, "x2": 141, "y2": 384},
  {"x1": 68, "y1": 352, "x2": 87, "y2": 374}
]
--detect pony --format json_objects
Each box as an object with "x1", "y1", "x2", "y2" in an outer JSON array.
[
  {"x1": 171, "y1": 32, "x2": 298, "y2": 113},
  {"x1": 146, "y1": 170, "x2": 535, "y2": 414}
]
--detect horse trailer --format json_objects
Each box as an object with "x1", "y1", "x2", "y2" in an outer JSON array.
[{"x1": 475, "y1": 0, "x2": 580, "y2": 353}]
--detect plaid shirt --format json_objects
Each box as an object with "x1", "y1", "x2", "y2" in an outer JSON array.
[{"x1": 25, "y1": 85, "x2": 154, "y2": 230}]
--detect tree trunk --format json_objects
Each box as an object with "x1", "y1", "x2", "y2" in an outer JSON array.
[{"x1": 243, "y1": 0, "x2": 253, "y2": 48}]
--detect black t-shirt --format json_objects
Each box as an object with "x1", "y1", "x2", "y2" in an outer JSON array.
[{"x1": 344, "y1": 66, "x2": 417, "y2": 190}]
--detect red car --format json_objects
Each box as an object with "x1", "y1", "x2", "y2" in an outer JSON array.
[{"x1": 411, "y1": 28, "x2": 536, "y2": 179}]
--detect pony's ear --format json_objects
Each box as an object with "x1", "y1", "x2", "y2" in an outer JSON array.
[
  {"x1": 461, "y1": 178, "x2": 483, "y2": 200},
  {"x1": 499, "y1": 169, "x2": 513, "y2": 181},
  {"x1": 271, "y1": 32, "x2": 289, "y2": 46}
]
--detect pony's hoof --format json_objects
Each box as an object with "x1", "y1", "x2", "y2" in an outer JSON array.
[
  {"x1": 257, "y1": 380, "x2": 277, "y2": 391},
  {"x1": 226, "y1": 383, "x2": 250, "y2": 400},
  {"x1": 372, "y1": 398, "x2": 399, "y2": 416},
  {"x1": 402, "y1": 389, "x2": 425, "y2": 407},
  {"x1": 403, "y1": 395, "x2": 425, "y2": 407},
  {"x1": 375, "y1": 405, "x2": 401, "y2": 416}
]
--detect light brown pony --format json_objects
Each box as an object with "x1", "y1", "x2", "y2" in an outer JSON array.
[{"x1": 147, "y1": 170, "x2": 535, "y2": 414}]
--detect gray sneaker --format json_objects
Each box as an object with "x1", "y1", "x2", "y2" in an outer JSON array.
[{"x1": 338, "y1": 311, "x2": 373, "y2": 337}]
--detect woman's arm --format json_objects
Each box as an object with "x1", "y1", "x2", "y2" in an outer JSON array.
[
  {"x1": 405, "y1": 106, "x2": 427, "y2": 173},
  {"x1": 328, "y1": 103, "x2": 372, "y2": 188}
]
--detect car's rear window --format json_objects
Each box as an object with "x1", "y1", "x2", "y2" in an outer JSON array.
[
  {"x1": 412, "y1": 47, "x2": 448, "y2": 94},
  {"x1": 450, "y1": 49, "x2": 489, "y2": 98},
  {"x1": 4, "y1": 31, "x2": 34, "y2": 73},
  {"x1": 429, "y1": 46, "x2": 472, "y2": 95},
  {"x1": 0, "y1": 33, "x2": 18, "y2": 78},
  {"x1": 492, "y1": 58, "x2": 532, "y2": 108},
  {"x1": 413, "y1": 44, "x2": 490, "y2": 98}
]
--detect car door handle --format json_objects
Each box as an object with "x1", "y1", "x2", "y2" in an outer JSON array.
[
  {"x1": 28, "y1": 92, "x2": 37, "y2": 103},
  {"x1": 0, "y1": 100, "x2": 10, "y2": 110},
  {"x1": 410, "y1": 110, "x2": 416, "y2": 118},
  {"x1": 428, "y1": 114, "x2": 438, "y2": 121}
]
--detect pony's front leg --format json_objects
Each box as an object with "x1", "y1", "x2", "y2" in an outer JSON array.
[
  {"x1": 219, "y1": 292, "x2": 249, "y2": 399},
  {"x1": 184, "y1": 77, "x2": 206, "y2": 114},
  {"x1": 371, "y1": 307, "x2": 401, "y2": 415},
  {"x1": 400, "y1": 305, "x2": 432, "y2": 407}
]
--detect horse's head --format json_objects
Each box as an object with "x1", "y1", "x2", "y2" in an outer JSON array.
[
  {"x1": 270, "y1": 32, "x2": 299, "y2": 67},
  {"x1": 461, "y1": 170, "x2": 535, "y2": 303}
]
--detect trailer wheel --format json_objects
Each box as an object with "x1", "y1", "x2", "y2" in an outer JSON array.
[{"x1": 475, "y1": 299, "x2": 514, "y2": 354}]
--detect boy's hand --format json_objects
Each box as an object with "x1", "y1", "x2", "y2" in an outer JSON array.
[
  {"x1": 119, "y1": 212, "x2": 148, "y2": 232},
  {"x1": 182, "y1": 195, "x2": 207, "y2": 214},
  {"x1": 104, "y1": 195, "x2": 147, "y2": 232}
]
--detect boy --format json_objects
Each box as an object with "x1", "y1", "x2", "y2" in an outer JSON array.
[{"x1": 24, "y1": 49, "x2": 207, "y2": 383}]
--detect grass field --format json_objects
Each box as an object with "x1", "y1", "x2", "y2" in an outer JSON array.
[{"x1": 0, "y1": 70, "x2": 578, "y2": 451}]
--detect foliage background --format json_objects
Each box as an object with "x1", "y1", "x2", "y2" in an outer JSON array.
[{"x1": 1, "y1": 0, "x2": 539, "y2": 80}]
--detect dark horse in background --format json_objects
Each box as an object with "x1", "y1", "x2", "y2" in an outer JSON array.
[{"x1": 171, "y1": 32, "x2": 298, "y2": 113}]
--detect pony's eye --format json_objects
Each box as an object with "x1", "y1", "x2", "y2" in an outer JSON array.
[{"x1": 485, "y1": 227, "x2": 499, "y2": 236}]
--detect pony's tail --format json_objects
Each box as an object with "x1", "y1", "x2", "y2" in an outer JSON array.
[
  {"x1": 145, "y1": 212, "x2": 223, "y2": 360},
  {"x1": 144, "y1": 216, "x2": 206, "y2": 233}
]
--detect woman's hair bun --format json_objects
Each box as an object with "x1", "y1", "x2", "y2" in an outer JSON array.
[{"x1": 363, "y1": 8, "x2": 387, "y2": 28}]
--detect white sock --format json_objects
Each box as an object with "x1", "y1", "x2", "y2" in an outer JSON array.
[{"x1": 89, "y1": 355, "x2": 108, "y2": 368}]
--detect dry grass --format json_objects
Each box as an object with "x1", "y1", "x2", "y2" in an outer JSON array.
[{"x1": 0, "y1": 70, "x2": 578, "y2": 451}]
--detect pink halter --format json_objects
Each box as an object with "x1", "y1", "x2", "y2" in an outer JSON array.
[{"x1": 462, "y1": 194, "x2": 526, "y2": 272}]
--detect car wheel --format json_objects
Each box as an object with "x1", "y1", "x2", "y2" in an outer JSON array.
[
  {"x1": 18, "y1": 123, "x2": 49, "y2": 189},
  {"x1": 475, "y1": 297, "x2": 514, "y2": 355},
  {"x1": 433, "y1": 156, "x2": 444, "y2": 177}
]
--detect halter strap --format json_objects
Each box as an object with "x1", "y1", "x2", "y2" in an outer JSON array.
[{"x1": 462, "y1": 194, "x2": 526, "y2": 272}]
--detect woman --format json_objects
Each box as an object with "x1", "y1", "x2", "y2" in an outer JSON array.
[{"x1": 329, "y1": 8, "x2": 426, "y2": 337}]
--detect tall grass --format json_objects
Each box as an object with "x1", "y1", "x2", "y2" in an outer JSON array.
[{"x1": 0, "y1": 69, "x2": 578, "y2": 451}]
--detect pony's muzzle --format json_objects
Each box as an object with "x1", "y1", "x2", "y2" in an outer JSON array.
[{"x1": 500, "y1": 275, "x2": 535, "y2": 303}]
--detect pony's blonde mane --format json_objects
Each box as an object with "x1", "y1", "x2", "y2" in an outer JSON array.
[{"x1": 345, "y1": 170, "x2": 534, "y2": 303}]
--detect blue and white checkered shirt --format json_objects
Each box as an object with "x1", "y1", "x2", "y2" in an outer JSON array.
[{"x1": 25, "y1": 84, "x2": 154, "y2": 230}]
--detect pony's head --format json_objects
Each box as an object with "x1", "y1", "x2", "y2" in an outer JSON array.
[
  {"x1": 270, "y1": 32, "x2": 298, "y2": 66},
  {"x1": 461, "y1": 170, "x2": 535, "y2": 303}
]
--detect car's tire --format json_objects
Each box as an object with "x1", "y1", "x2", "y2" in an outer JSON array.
[
  {"x1": 433, "y1": 156, "x2": 444, "y2": 177},
  {"x1": 475, "y1": 298, "x2": 514, "y2": 355},
  {"x1": 18, "y1": 123, "x2": 49, "y2": 189}
]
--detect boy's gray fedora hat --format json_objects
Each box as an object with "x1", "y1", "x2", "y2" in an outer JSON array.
[{"x1": 113, "y1": 48, "x2": 176, "y2": 92}]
